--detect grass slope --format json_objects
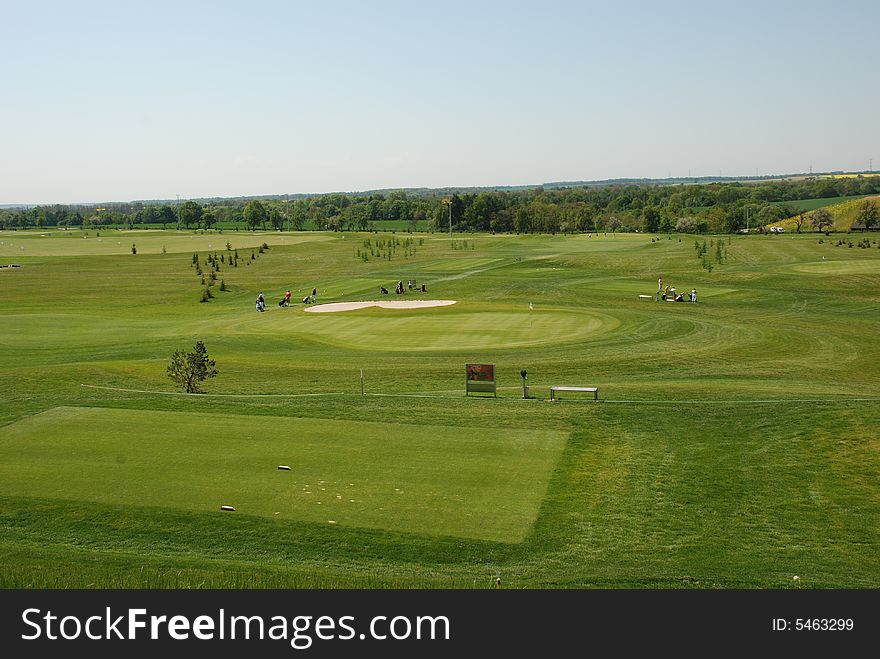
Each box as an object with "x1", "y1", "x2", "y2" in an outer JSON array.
[
  {"x1": 775, "y1": 195, "x2": 880, "y2": 231},
  {"x1": 770, "y1": 194, "x2": 872, "y2": 213}
]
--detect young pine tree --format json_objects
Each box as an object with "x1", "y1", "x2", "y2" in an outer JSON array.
[{"x1": 167, "y1": 341, "x2": 218, "y2": 392}]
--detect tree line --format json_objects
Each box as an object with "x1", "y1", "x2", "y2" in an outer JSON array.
[{"x1": 3, "y1": 175, "x2": 879, "y2": 234}]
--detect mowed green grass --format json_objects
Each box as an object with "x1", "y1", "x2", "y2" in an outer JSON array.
[
  {"x1": 0, "y1": 227, "x2": 878, "y2": 588},
  {"x1": 0, "y1": 228, "x2": 331, "y2": 256},
  {"x1": 255, "y1": 306, "x2": 619, "y2": 351},
  {"x1": 0, "y1": 406, "x2": 566, "y2": 543}
]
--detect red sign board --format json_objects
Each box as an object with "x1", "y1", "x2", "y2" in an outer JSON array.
[
  {"x1": 466, "y1": 364, "x2": 496, "y2": 396},
  {"x1": 467, "y1": 363, "x2": 495, "y2": 382}
]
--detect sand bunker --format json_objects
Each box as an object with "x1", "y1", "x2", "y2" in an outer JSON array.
[{"x1": 304, "y1": 300, "x2": 457, "y2": 313}]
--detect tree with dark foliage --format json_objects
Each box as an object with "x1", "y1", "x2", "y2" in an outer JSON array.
[{"x1": 167, "y1": 341, "x2": 218, "y2": 393}]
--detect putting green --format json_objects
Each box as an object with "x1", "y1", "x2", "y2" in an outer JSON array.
[
  {"x1": 0, "y1": 407, "x2": 567, "y2": 543},
  {"x1": 241, "y1": 307, "x2": 621, "y2": 351}
]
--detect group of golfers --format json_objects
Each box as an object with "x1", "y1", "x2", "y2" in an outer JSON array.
[
  {"x1": 255, "y1": 287, "x2": 316, "y2": 312},
  {"x1": 658, "y1": 275, "x2": 697, "y2": 303}
]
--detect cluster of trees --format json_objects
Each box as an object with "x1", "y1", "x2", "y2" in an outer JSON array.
[{"x1": 3, "y1": 175, "x2": 879, "y2": 234}]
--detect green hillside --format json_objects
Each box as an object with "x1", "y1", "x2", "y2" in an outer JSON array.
[
  {"x1": 1, "y1": 228, "x2": 878, "y2": 588},
  {"x1": 775, "y1": 195, "x2": 879, "y2": 232}
]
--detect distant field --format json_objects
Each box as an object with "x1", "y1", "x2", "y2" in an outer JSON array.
[
  {"x1": 693, "y1": 194, "x2": 870, "y2": 217},
  {"x1": 0, "y1": 229, "x2": 331, "y2": 256},
  {"x1": 1, "y1": 228, "x2": 878, "y2": 588},
  {"x1": 770, "y1": 195, "x2": 871, "y2": 212},
  {"x1": 773, "y1": 195, "x2": 879, "y2": 231}
]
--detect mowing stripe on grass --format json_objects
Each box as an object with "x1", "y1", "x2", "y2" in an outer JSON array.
[
  {"x1": 367, "y1": 391, "x2": 880, "y2": 404},
  {"x1": 81, "y1": 382, "x2": 880, "y2": 406},
  {"x1": 80, "y1": 384, "x2": 346, "y2": 398},
  {"x1": 592, "y1": 398, "x2": 880, "y2": 404},
  {"x1": 0, "y1": 406, "x2": 568, "y2": 543}
]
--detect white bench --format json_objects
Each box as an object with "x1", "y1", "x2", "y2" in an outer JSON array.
[{"x1": 550, "y1": 386, "x2": 599, "y2": 401}]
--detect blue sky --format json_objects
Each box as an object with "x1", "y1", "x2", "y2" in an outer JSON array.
[{"x1": 1, "y1": 0, "x2": 877, "y2": 203}]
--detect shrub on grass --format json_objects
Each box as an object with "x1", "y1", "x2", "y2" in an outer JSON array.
[{"x1": 167, "y1": 340, "x2": 217, "y2": 391}]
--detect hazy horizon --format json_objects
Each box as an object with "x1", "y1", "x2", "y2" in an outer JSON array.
[
  {"x1": 1, "y1": 167, "x2": 876, "y2": 209},
  {"x1": 2, "y1": 0, "x2": 877, "y2": 205}
]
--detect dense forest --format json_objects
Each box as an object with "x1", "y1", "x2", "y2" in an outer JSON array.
[{"x1": 2, "y1": 175, "x2": 879, "y2": 234}]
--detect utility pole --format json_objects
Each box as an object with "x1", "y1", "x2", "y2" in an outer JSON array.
[
  {"x1": 176, "y1": 194, "x2": 180, "y2": 230},
  {"x1": 285, "y1": 194, "x2": 290, "y2": 232},
  {"x1": 443, "y1": 197, "x2": 453, "y2": 240}
]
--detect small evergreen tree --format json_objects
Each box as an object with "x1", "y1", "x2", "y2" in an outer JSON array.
[{"x1": 167, "y1": 341, "x2": 218, "y2": 392}]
